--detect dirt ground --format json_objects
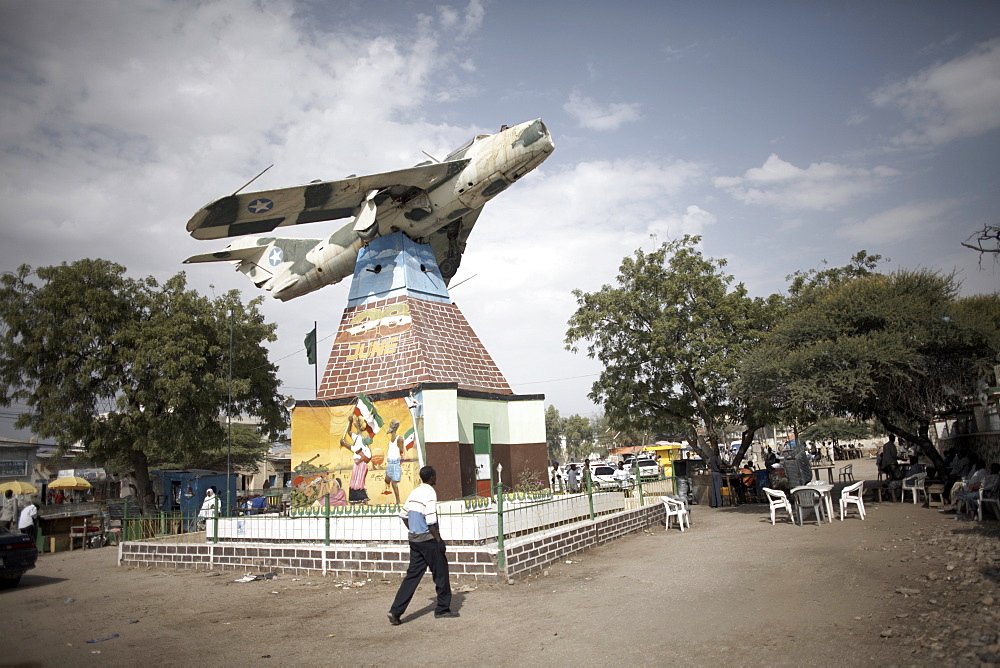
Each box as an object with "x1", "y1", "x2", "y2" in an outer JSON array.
[{"x1": 3, "y1": 458, "x2": 998, "y2": 666}]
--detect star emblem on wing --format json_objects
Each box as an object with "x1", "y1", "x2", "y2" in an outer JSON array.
[{"x1": 248, "y1": 198, "x2": 274, "y2": 214}]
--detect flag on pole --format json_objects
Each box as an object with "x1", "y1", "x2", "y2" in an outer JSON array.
[
  {"x1": 352, "y1": 393, "x2": 384, "y2": 437},
  {"x1": 304, "y1": 326, "x2": 317, "y2": 365},
  {"x1": 402, "y1": 427, "x2": 416, "y2": 451}
]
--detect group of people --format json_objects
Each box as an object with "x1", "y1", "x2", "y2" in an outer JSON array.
[
  {"x1": 340, "y1": 415, "x2": 406, "y2": 506},
  {"x1": 937, "y1": 449, "x2": 999, "y2": 519},
  {"x1": 549, "y1": 461, "x2": 586, "y2": 493},
  {"x1": 876, "y1": 436, "x2": 999, "y2": 519},
  {"x1": 1, "y1": 490, "x2": 39, "y2": 537}
]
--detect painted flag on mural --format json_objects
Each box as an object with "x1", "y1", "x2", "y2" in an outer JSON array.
[
  {"x1": 304, "y1": 326, "x2": 317, "y2": 365},
  {"x1": 353, "y1": 393, "x2": 384, "y2": 437},
  {"x1": 403, "y1": 427, "x2": 416, "y2": 451}
]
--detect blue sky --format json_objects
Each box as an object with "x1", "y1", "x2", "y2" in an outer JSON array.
[{"x1": 1, "y1": 0, "x2": 998, "y2": 437}]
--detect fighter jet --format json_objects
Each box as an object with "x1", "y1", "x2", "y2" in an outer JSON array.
[{"x1": 184, "y1": 119, "x2": 554, "y2": 301}]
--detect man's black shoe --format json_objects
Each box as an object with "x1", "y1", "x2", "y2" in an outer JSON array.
[
  {"x1": 387, "y1": 612, "x2": 402, "y2": 626},
  {"x1": 434, "y1": 610, "x2": 460, "y2": 619}
]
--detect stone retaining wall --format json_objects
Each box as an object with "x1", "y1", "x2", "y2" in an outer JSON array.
[
  {"x1": 939, "y1": 433, "x2": 1000, "y2": 466},
  {"x1": 119, "y1": 502, "x2": 665, "y2": 583}
]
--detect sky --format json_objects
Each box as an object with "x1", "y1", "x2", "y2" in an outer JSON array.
[{"x1": 1, "y1": 0, "x2": 998, "y2": 438}]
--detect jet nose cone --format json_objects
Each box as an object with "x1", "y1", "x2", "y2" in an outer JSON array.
[{"x1": 511, "y1": 118, "x2": 554, "y2": 153}]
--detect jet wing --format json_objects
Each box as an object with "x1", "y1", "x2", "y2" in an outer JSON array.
[
  {"x1": 187, "y1": 159, "x2": 470, "y2": 240},
  {"x1": 427, "y1": 207, "x2": 483, "y2": 285},
  {"x1": 184, "y1": 247, "x2": 264, "y2": 263}
]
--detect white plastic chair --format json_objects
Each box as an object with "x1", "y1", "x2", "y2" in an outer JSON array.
[
  {"x1": 901, "y1": 472, "x2": 926, "y2": 504},
  {"x1": 839, "y1": 480, "x2": 866, "y2": 520},
  {"x1": 660, "y1": 495, "x2": 690, "y2": 532},
  {"x1": 977, "y1": 488, "x2": 999, "y2": 522},
  {"x1": 762, "y1": 487, "x2": 793, "y2": 525}
]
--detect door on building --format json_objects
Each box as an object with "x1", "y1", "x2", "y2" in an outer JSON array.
[{"x1": 473, "y1": 424, "x2": 492, "y2": 497}]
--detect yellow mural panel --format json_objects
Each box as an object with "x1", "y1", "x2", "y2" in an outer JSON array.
[{"x1": 291, "y1": 396, "x2": 422, "y2": 507}]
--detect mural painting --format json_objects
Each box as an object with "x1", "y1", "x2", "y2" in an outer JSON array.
[{"x1": 290, "y1": 394, "x2": 422, "y2": 508}]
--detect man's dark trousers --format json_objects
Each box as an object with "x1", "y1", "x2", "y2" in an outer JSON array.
[{"x1": 390, "y1": 539, "x2": 452, "y2": 617}]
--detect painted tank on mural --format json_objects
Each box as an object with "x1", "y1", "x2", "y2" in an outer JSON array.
[{"x1": 184, "y1": 119, "x2": 554, "y2": 300}]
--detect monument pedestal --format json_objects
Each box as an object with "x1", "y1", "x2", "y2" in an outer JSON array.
[{"x1": 292, "y1": 233, "x2": 546, "y2": 501}]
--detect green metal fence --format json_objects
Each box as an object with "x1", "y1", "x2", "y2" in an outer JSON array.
[{"x1": 119, "y1": 474, "x2": 683, "y2": 546}]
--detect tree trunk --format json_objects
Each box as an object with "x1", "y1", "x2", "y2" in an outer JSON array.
[
  {"x1": 732, "y1": 420, "x2": 763, "y2": 466},
  {"x1": 685, "y1": 428, "x2": 712, "y2": 461},
  {"x1": 128, "y1": 447, "x2": 156, "y2": 511},
  {"x1": 880, "y1": 418, "x2": 946, "y2": 474}
]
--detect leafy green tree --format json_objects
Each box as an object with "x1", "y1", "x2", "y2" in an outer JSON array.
[
  {"x1": 566, "y1": 236, "x2": 779, "y2": 461},
  {"x1": 743, "y1": 263, "x2": 1000, "y2": 471},
  {"x1": 178, "y1": 422, "x2": 275, "y2": 472},
  {"x1": 562, "y1": 414, "x2": 595, "y2": 461},
  {"x1": 544, "y1": 404, "x2": 563, "y2": 462},
  {"x1": 0, "y1": 260, "x2": 288, "y2": 507},
  {"x1": 798, "y1": 417, "x2": 873, "y2": 445}
]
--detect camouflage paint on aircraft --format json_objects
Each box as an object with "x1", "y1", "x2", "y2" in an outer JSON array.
[{"x1": 184, "y1": 119, "x2": 555, "y2": 301}]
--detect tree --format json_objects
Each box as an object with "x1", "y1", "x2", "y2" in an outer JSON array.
[
  {"x1": 0, "y1": 260, "x2": 288, "y2": 507},
  {"x1": 178, "y1": 422, "x2": 275, "y2": 472},
  {"x1": 742, "y1": 264, "x2": 1000, "y2": 471},
  {"x1": 798, "y1": 417, "x2": 873, "y2": 445},
  {"x1": 962, "y1": 223, "x2": 1000, "y2": 265},
  {"x1": 565, "y1": 235, "x2": 779, "y2": 460},
  {"x1": 562, "y1": 414, "x2": 595, "y2": 460},
  {"x1": 544, "y1": 405, "x2": 563, "y2": 461}
]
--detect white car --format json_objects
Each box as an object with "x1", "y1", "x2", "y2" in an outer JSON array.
[
  {"x1": 634, "y1": 458, "x2": 661, "y2": 479},
  {"x1": 590, "y1": 465, "x2": 632, "y2": 490}
]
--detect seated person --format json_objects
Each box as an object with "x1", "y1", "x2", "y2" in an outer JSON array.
[
  {"x1": 738, "y1": 464, "x2": 756, "y2": 502},
  {"x1": 248, "y1": 494, "x2": 268, "y2": 513},
  {"x1": 888, "y1": 455, "x2": 922, "y2": 490},
  {"x1": 940, "y1": 458, "x2": 986, "y2": 513},
  {"x1": 954, "y1": 462, "x2": 999, "y2": 518}
]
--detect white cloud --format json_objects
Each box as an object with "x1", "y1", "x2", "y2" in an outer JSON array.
[
  {"x1": 446, "y1": 157, "x2": 707, "y2": 412},
  {"x1": 713, "y1": 154, "x2": 899, "y2": 211},
  {"x1": 563, "y1": 92, "x2": 642, "y2": 131},
  {"x1": 871, "y1": 38, "x2": 1000, "y2": 148},
  {"x1": 437, "y1": 0, "x2": 485, "y2": 42},
  {"x1": 837, "y1": 200, "x2": 954, "y2": 245},
  {"x1": 0, "y1": 0, "x2": 493, "y2": 412}
]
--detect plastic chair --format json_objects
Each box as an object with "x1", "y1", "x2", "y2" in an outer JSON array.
[
  {"x1": 762, "y1": 488, "x2": 793, "y2": 525},
  {"x1": 901, "y1": 472, "x2": 926, "y2": 504},
  {"x1": 791, "y1": 488, "x2": 825, "y2": 526},
  {"x1": 839, "y1": 480, "x2": 866, "y2": 520},
  {"x1": 978, "y1": 488, "x2": 1000, "y2": 522},
  {"x1": 660, "y1": 496, "x2": 690, "y2": 532},
  {"x1": 838, "y1": 464, "x2": 854, "y2": 482}
]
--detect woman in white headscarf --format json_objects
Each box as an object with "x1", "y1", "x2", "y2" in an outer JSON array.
[{"x1": 198, "y1": 488, "x2": 218, "y2": 525}]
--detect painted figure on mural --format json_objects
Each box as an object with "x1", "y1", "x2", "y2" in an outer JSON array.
[
  {"x1": 342, "y1": 415, "x2": 372, "y2": 503},
  {"x1": 382, "y1": 419, "x2": 404, "y2": 504}
]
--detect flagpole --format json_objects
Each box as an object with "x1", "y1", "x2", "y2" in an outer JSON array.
[{"x1": 313, "y1": 320, "x2": 318, "y2": 399}]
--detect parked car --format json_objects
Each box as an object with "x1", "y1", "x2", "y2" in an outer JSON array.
[
  {"x1": 634, "y1": 458, "x2": 661, "y2": 479},
  {"x1": 589, "y1": 465, "x2": 617, "y2": 489},
  {"x1": 590, "y1": 465, "x2": 634, "y2": 490},
  {"x1": 0, "y1": 526, "x2": 38, "y2": 588}
]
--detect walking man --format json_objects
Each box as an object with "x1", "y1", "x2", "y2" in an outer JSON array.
[{"x1": 388, "y1": 466, "x2": 458, "y2": 625}]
